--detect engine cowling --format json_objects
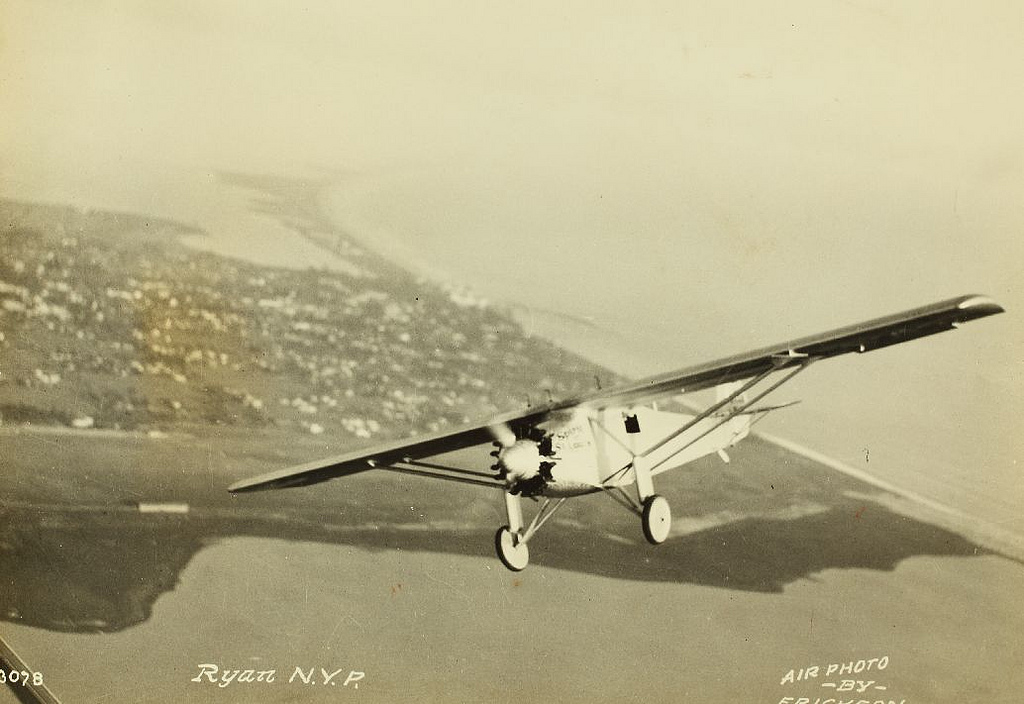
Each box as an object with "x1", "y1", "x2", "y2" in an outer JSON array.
[
  {"x1": 498, "y1": 440, "x2": 542, "y2": 483},
  {"x1": 489, "y1": 423, "x2": 557, "y2": 496}
]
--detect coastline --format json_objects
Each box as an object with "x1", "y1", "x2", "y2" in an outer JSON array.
[
  {"x1": 2, "y1": 163, "x2": 1019, "y2": 543},
  {"x1": 312, "y1": 175, "x2": 1024, "y2": 546}
]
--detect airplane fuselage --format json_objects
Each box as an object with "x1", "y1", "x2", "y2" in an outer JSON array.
[{"x1": 506, "y1": 405, "x2": 751, "y2": 498}]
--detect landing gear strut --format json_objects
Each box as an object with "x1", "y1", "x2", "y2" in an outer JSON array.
[
  {"x1": 633, "y1": 455, "x2": 672, "y2": 544},
  {"x1": 497, "y1": 490, "x2": 529, "y2": 571},
  {"x1": 494, "y1": 490, "x2": 568, "y2": 571}
]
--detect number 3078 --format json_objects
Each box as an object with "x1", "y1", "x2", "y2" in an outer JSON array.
[{"x1": 0, "y1": 669, "x2": 44, "y2": 686}]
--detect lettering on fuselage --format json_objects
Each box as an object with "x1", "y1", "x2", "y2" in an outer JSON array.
[
  {"x1": 535, "y1": 415, "x2": 599, "y2": 494},
  {"x1": 549, "y1": 418, "x2": 592, "y2": 453}
]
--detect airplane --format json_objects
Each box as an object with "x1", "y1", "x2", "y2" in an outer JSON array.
[{"x1": 229, "y1": 294, "x2": 1003, "y2": 571}]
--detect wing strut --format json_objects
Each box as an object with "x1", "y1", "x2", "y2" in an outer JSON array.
[
  {"x1": 599, "y1": 357, "x2": 815, "y2": 486},
  {"x1": 382, "y1": 460, "x2": 504, "y2": 489},
  {"x1": 643, "y1": 357, "x2": 815, "y2": 474},
  {"x1": 641, "y1": 364, "x2": 779, "y2": 460}
]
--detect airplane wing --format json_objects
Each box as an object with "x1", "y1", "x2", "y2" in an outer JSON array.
[
  {"x1": 228, "y1": 405, "x2": 557, "y2": 493},
  {"x1": 573, "y1": 293, "x2": 1004, "y2": 410},
  {"x1": 229, "y1": 293, "x2": 1002, "y2": 494}
]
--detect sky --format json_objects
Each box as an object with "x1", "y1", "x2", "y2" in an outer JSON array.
[{"x1": 1, "y1": 1, "x2": 1021, "y2": 525}]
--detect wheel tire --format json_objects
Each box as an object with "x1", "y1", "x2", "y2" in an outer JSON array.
[
  {"x1": 641, "y1": 495, "x2": 672, "y2": 545},
  {"x1": 495, "y1": 526, "x2": 530, "y2": 571}
]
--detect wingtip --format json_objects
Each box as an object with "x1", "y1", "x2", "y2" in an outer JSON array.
[
  {"x1": 228, "y1": 476, "x2": 295, "y2": 493},
  {"x1": 956, "y1": 294, "x2": 1005, "y2": 317},
  {"x1": 227, "y1": 474, "x2": 282, "y2": 493},
  {"x1": 226, "y1": 480, "x2": 253, "y2": 494}
]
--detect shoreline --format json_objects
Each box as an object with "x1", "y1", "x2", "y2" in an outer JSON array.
[
  {"x1": 3, "y1": 165, "x2": 1019, "y2": 544},
  {"x1": 215, "y1": 174, "x2": 1024, "y2": 551}
]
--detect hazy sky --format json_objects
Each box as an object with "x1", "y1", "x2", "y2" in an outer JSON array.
[
  {"x1": 2, "y1": 1, "x2": 1021, "y2": 521},
  {"x1": 4, "y1": 2, "x2": 1021, "y2": 329}
]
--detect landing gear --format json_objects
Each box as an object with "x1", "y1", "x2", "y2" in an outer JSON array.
[
  {"x1": 494, "y1": 490, "x2": 568, "y2": 571},
  {"x1": 641, "y1": 494, "x2": 672, "y2": 544},
  {"x1": 633, "y1": 455, "x2": 671, "y2": 544},
  {"x1": 596, "y1": 456, "x2": 674, "y2": 545},
  {"x1": 495, "y1": 526, "x2": 530, "y2": 571}
]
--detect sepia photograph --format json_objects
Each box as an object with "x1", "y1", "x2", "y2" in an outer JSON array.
[{"x1": 1, "y1": 2, "x2": 1021, "y2": 702}]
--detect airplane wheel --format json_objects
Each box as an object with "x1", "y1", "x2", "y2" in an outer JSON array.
[
  {"x1": 495, "y1": 526, "x2": 530, "y2": 571},
  {"x1": 641, "y1": 495, "x2": 671, "y2": 545}
]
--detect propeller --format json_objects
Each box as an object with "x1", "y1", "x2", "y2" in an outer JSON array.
[
  {"x1": 488, "y1": 422, "x2": 542, "y2": 487},
  {"x1": 488, "y1": 422, "x2": 518, "y2": 449}
]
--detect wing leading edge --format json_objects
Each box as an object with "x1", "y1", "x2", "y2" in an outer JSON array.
[
  {"x1": 228, "y1": 405, "x2": 556, "y2": 493},
  {"x1": 228, "y1": 293, "x2": 1002, "y2": 494},
  {"x1": 573, "y1": 293, "x2": 1004, "y2": 409}
]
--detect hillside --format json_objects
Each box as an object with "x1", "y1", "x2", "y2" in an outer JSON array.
[{"x1": 0, "y1": 195, "x2": 619, "y2": 441}]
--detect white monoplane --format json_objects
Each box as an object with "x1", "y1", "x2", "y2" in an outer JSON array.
[{"x1": 230, "y1": 294, "x2": 1003, "y2": 570}]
